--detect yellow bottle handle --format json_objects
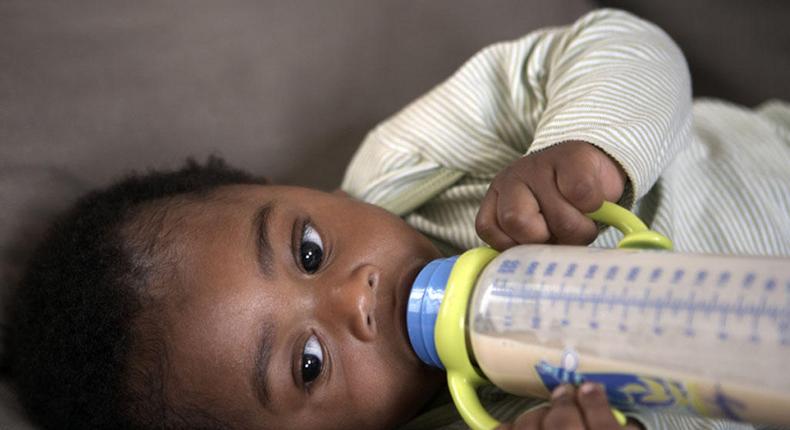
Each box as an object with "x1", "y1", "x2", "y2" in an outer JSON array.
[
  {"x1": 436, "y1": 247, "x2": 499, "y2": 430},
  {"x1": 587, "y1": 201, "x2": 673, "y2": 251},
  {"x1": 435, "y1": 202, "x2": 671, "y2": 430}
]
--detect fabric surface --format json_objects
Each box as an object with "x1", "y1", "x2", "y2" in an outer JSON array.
[
  {"x1": 342, "y1": 10, "x2": 790, "y2": 258},
  {"x1": 599, "y1": 0, "x2": 790, "y2": 107},
  {"x1": 342, "y1": 9, "x2": 790, "y2": 429},
  {"x1": 0, "y1": 0, "x2": 594, "y2": 353},
  {"x1": 0, "y1": 380, "x2": 35, "y2": 430},
  {"x1": 2, "y1": 0, "x2": 788, "y2": 428},
  {"x1": 0, "y1": 1, "x2": 596, "y2": 427}
]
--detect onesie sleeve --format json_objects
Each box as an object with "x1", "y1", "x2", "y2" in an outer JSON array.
[
  {"x1": 341, "y1": 8, "x2": 692, "y2": 213},
  {"x1": 523, "y1": 9, "x2": 693, "y2": 207}
]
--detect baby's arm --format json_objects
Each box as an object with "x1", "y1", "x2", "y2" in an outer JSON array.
[
  {"x1": 473, "y1": 9, "x2": 693, "y2": 247},
  {"x1": 342, "y1": 9, "x2": 692, "y2": 231}
]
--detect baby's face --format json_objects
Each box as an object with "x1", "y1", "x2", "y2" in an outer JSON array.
[{"x1": 148, "y1": 185, "x2": 444, "y2": 429}]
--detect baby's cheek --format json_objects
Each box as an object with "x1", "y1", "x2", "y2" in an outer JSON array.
[{"x1": 338, "y1": 352, "x2": 414, "y2": 428}]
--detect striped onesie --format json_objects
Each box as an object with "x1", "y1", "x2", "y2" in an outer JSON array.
[{"x1": 341, "y1": 8, "x2": 790, "y2": 430}]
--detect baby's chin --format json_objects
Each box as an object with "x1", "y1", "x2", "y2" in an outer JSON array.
[{"x1": 396, "y1": 367, "x2": 445, "y2": 426}]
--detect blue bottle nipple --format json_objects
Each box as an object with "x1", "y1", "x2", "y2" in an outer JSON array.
[{"x1": 406, "y1": 256, "x2": 459, "y2": 369}]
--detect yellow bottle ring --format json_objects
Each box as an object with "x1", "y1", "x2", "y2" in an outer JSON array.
[{"x1": 435, "y1": 202, "x2": 668, "y2": 429}]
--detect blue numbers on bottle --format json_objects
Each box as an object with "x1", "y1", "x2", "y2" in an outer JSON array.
[
  {"x1": 650, "y1": 268, "x2": 663, "y2": 283},
  {"x1": 606, "y1": 266, "x2": 619, "y2": 281},
  {"x1": 695, "y1": 271, "x2": 708, "y2": 286},
  {"x1": 627, "y1": 267, "x2": 640, "y2": 282},
  {"x1": 498, "y1": 259, "x2": 520, "y2": 274},
  {"x1": 585, "y1": 265, "x2": 599, "y2": 279},
  {"x1": 742, "y1": 272, "x2": 756, "y2": 289}
]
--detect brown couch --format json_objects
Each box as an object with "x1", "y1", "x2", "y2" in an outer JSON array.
[{"x1": 1, "y1": 1, "x2": 788, "y2": 427}]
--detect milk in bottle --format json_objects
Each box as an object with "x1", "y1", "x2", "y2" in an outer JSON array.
[{"x1": 407, "y1": 245, "x2": 790, "y2": 429}]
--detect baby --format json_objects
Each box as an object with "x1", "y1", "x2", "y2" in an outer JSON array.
[
  {"x1": 9, "y1": 158, "x2": 637, "y2": 430},
  {"x1": 9, "y1": 8, "x2": 790, "y2": 430}
]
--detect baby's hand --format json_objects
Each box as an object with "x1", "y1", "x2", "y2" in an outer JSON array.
[
  {"x1": 476, "y1": 141, "x2": 626, "y2": 250},
  {"x1": 496, "y1": 384, "x2": 642, "y2": 430}
]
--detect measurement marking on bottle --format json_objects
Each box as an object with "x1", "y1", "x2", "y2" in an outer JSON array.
[
  {"x1": 652, "y1": 290, "x2": 672, "y2": 335},
  {"x1": 685, "y1": 291, "x2": 697, "y2": 337},
  {"x1": 526, "y1": 261, "x2": 538, "y2": 276},
  {"x1": 670, "y1": 290, "x2": 682, "y2": 315},
  {"x1": 589, "y1": 284, "x2": 605, "y2": 330},
  {"x1": 561, "y1": 282, "x2": 571, "y2": 326},
  {"x1": 750, "y1": 297, "x2": 766, "y2": 343},
  {"x1": 743, "y1": 272, "x2": 756, "y2": 289},
  {"x1": 578, "y1": 285, "x2": 587, "y2": 309},
  {"x1": 551, "y1": 283, "x2": 565, "y2": 307},
  {"x1": 780, "y1": 290, "x2": 790, "y2": 346},
  {"x1": 488, "y1": 271, "x2": 790, "y2": 345},
  {"x1": 607, "y1": 285, "x2": 617, "y2": 311},
  {"x1": 717, "y1": 271, "x2": 731, "y2": 287},
  {"x1": 532, "y1": 282, "x2": 544, "y2": 329},
  {"x1": 734, "y1": 295, "x2": 746, "y2": 319},
  {"x1": 498, "y1": 260, "x2": 520, "y2": 274},
  {"x1": 564, "y1": 263, "x2": 577, "y2": 278},
  {"x1": 506, "y1": 282, "x2": 513, "y2": 312},
  {"x1": 606, "y1": 266, "x2": 618, "y2": 281},
  {"x1": 504, "y1": 279, "x2": 513, "y2": 328},
  {"x1": 640, "y1": 289, "x2": 652, "y2": 314},
  {"x1": 627, "y1": 267, "x2": 640, "y2": 282},
  {"x1": 619, "y1": 286, "x2": 630, "y2": 332},
  {"x1": 718, "y1": 301, "x2": 730, "y2": 340},
  {"x1": 650, "y1": 268, "x2": 663, "y2": 283},
  {"x1": 493, "y1": 278, "x2": 508, "y2": 293},
  {"x1": 585, "y1": 265, "x2": 598, "y2": 280}
]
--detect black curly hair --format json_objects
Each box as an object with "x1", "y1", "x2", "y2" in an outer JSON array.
[{"x1": 7, "y1": 157, "x2": 267, "y2": 429}]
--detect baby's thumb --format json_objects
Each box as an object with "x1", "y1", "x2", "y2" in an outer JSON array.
[
  {"x1": 556, "y1": 163, "x2": 606, "y2": 214},
  {"x1": 599, "y1": 158, "x2": 627, "y2": 204}
]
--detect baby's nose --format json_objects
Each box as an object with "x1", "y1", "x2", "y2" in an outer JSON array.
[{"x1": 332, "y1": 264, "x2": 379, "y2": 342}]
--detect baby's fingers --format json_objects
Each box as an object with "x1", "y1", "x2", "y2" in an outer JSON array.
[
  {"x1": 495, "y1": 180, "x2": 550, "y2": 246},
  {"x1": 476, "y1": 178, "x2": 550, "y2": 250},
  {"x1": 553, "y1": 143, "x2": 626, "y2": 213},
  {"x1": 533, "y1": 179, "x2": 598, "y2": 245},
  {"x1": 542, "y1": 385, "x2": 586, "y2": 430},
  {"x1": 577, "y1": 383, "x2": 623, "y2": 429},
  {"x1": 555, "y1": 157, "x2": 606, "y2": 214},
  {"x1": 476, "y1": 188, "x2": 518, "y2": 251}
]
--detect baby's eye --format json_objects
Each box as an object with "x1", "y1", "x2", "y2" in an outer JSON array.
[
  {"x1": 299, "y1": 223, "x2": 324, "y2": 274},
  {"x1": 301, "y1": 334, "x2": 323, "y2": 385}
]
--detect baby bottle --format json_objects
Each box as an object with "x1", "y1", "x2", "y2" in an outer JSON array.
[{"x1": 406, "y1": 202, "x2": 790, "y2": 430}]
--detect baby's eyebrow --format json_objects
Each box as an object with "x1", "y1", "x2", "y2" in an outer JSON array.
[
  {"x1": 252, "y1": 320, "x2": 276, "y2": 409},
  {"x1": 253, "y1": 202, "x2": 275, "y2": 277}
]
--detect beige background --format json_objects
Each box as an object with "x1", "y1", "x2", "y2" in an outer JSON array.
[{"x1": 1, "y1": 0, "x2": 788, "y2": 427}]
